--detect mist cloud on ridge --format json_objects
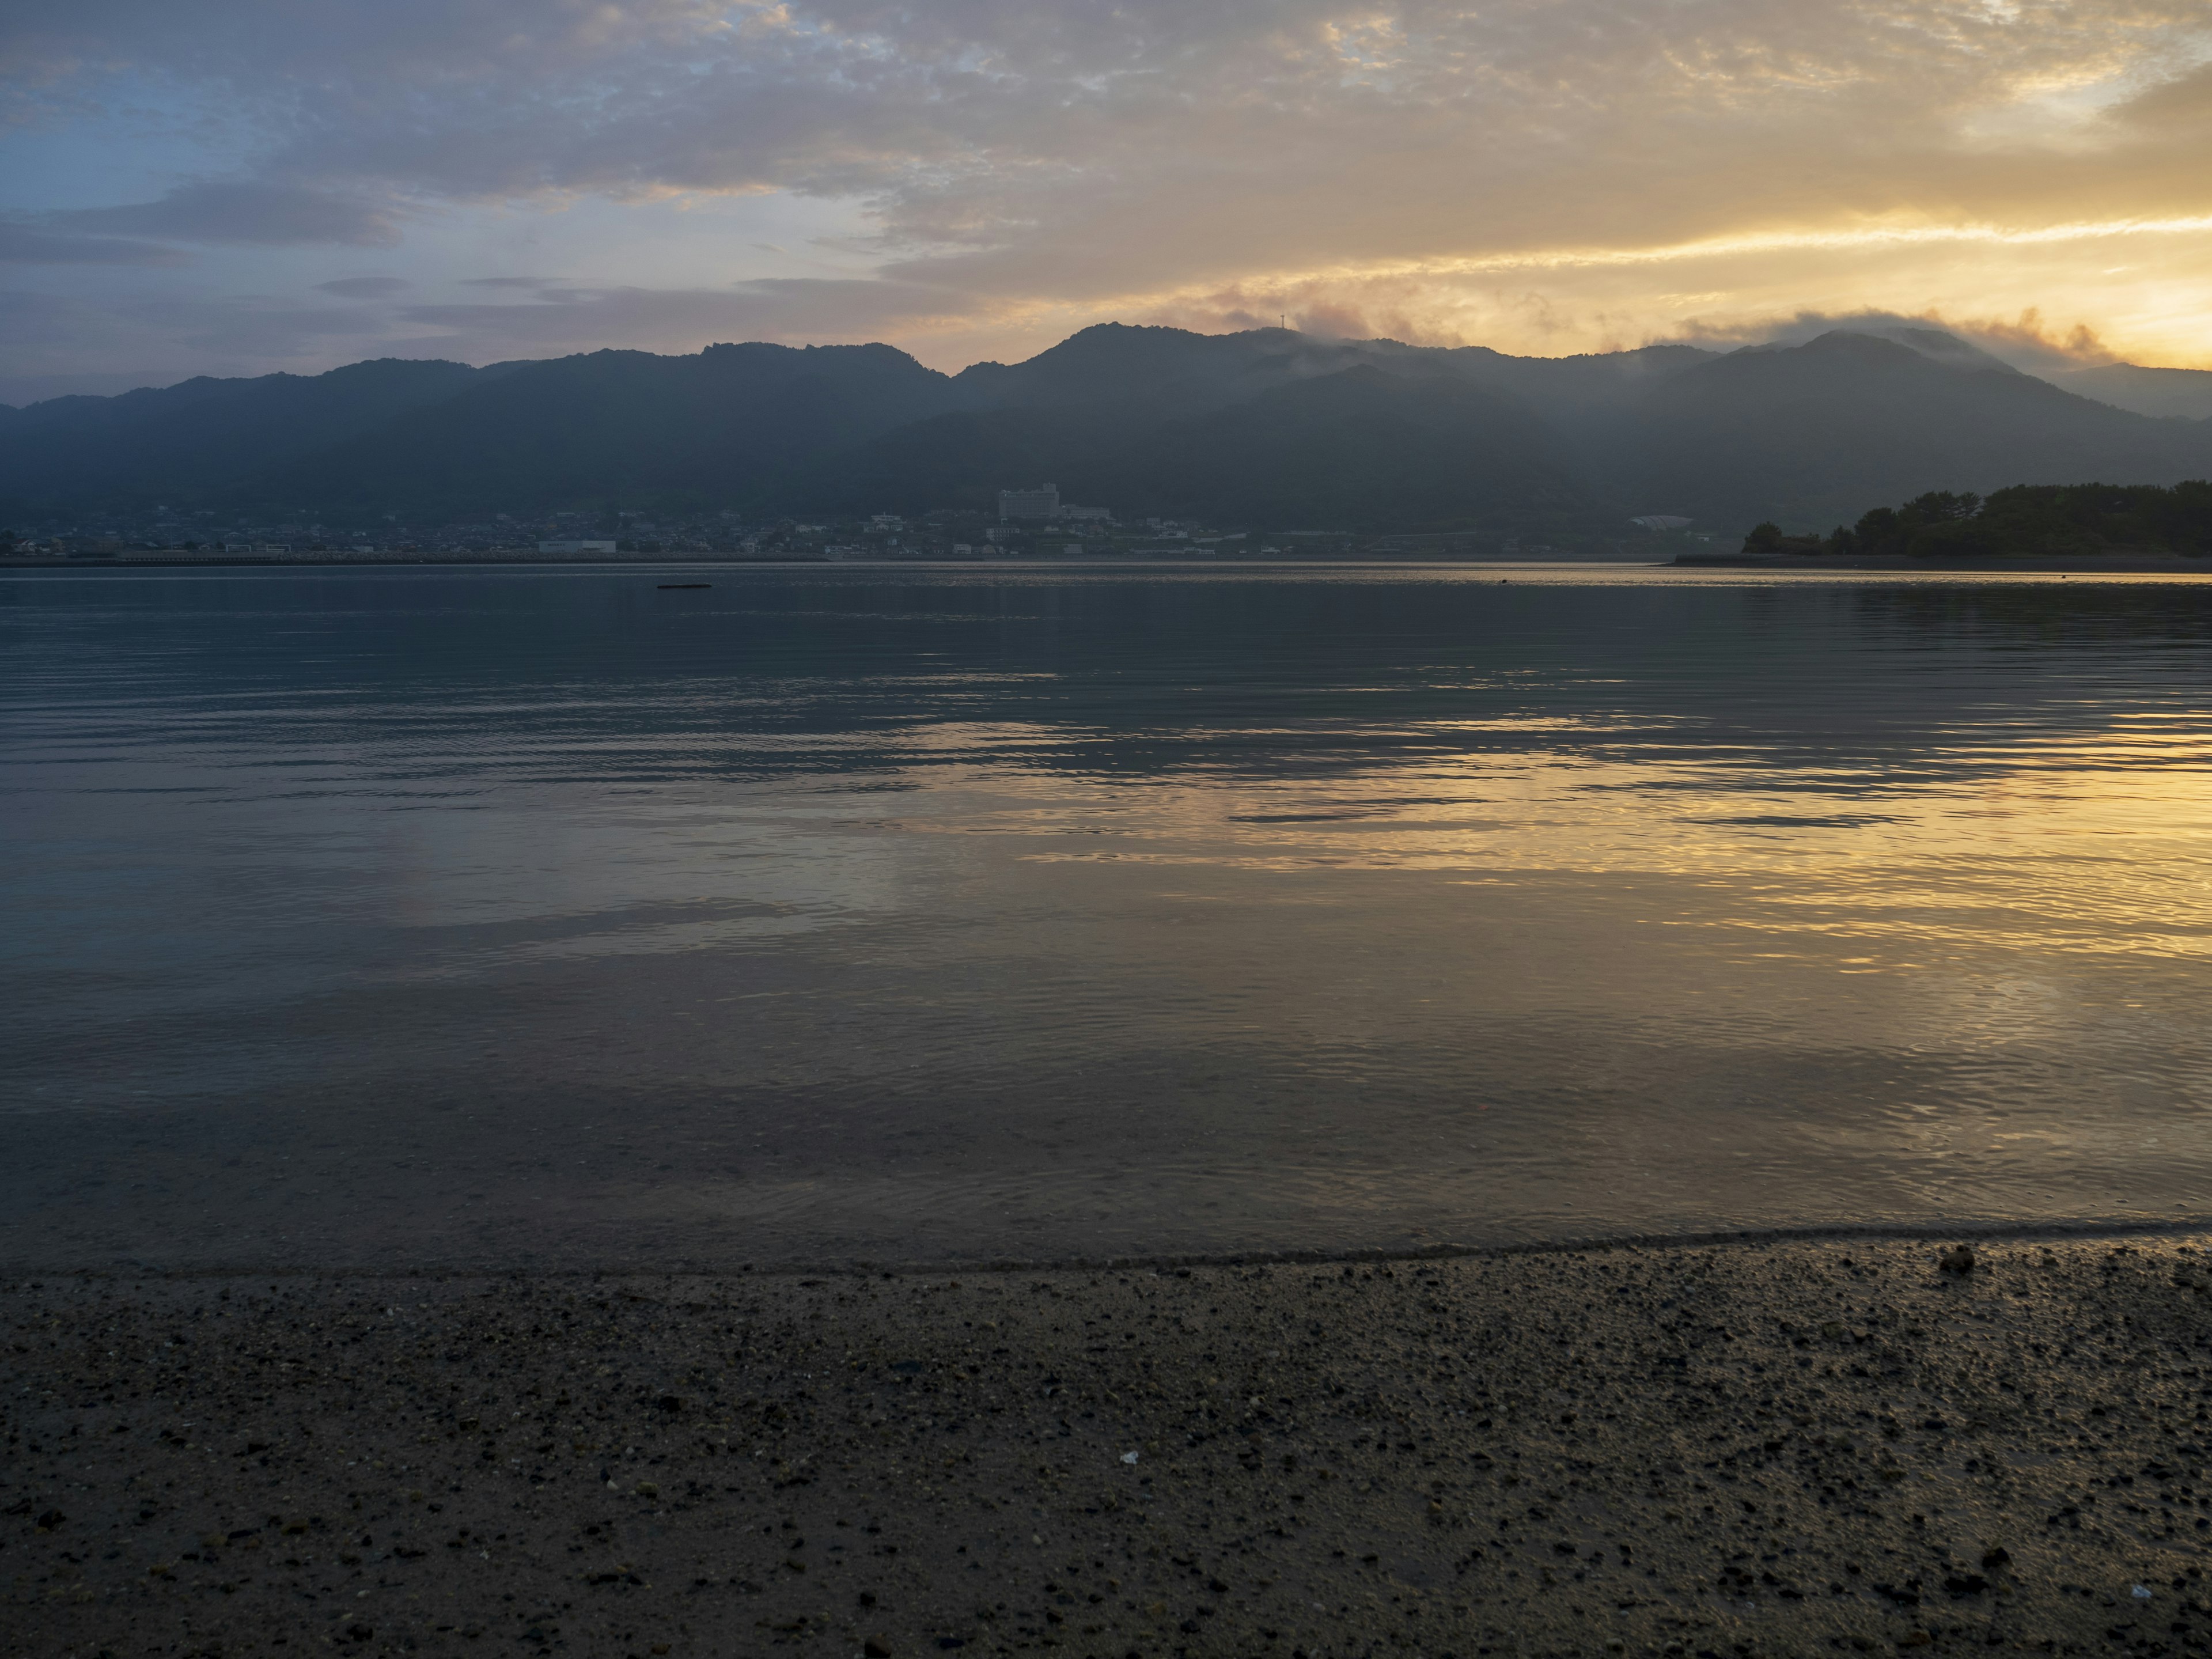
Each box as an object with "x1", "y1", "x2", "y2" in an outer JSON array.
[{"x1": 1662, "y1": 308, "x2": 2123, "y2": 374}]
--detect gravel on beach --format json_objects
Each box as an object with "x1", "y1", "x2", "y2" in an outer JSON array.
[{"x1": 9, "y1": 1232, "x2": 2212, "y2": 1658}]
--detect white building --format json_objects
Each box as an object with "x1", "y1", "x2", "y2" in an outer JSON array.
[{"x1": 998, "y1": 484, "x2": 1060, "y2": 521}]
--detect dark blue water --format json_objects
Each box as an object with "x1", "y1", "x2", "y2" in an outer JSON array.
[{"x1": 6, "y1": 562, "x2": 2211, "y2": 1268}]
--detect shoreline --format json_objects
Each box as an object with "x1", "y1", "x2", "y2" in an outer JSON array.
[
  {"x1": 15, "y1": 1212, "x2": 2210, "y2": 1283},
  {"x1": 7, "y1": 553, "x2": 1637, "y2": 573},
  {"x1": 7, "y1": 550, "x2": 2212, "y2": 576},
  {"x1": 12, "y1": 1228, "x2": 2212, "y2": 1658}
]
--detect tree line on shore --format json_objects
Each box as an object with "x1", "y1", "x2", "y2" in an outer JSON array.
[{"x1": 1743, "y1": 481, "x2": 2212, "y2": 559}]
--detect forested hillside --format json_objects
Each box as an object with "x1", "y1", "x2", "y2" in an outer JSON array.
[{"x1": 7, "y1": 323, "x2": 2209, "y2": 535}]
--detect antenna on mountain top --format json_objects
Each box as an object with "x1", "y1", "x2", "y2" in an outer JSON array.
[{"x1": 1281, "y1": 313, "x2": 1287, "y2": 331}]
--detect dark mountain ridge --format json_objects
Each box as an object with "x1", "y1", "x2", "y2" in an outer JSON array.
[
  {"x1": 2051, "y1": 362, "x2": 2212, "y2": 421},
  {"x1": 1601, "y1": 330, "x2": 2210, "y2": 529},
  {"x1": 256, "y1": 341, "x2": 955, "y2": 512},
  {"x1": 805, "y1": 364, "x2": 1582, "y2": 528},
  {"x1": 6, "y1": 323, "x2": 2208, "y2": 535},
  {"x1": 0, "y1": 358, "x2": 498, "y2": 504}
]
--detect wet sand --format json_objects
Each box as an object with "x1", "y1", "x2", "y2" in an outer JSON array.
[{"x1": 9, "y1": 1232, "x2": 2212, "y2": 1658}]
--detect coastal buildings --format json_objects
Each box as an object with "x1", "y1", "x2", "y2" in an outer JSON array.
[
  {"x1": 0, "y1": 504, "x2": 1444, "y2": 562},
  {"x1": 997, "y1": 484, "x2": 1115, "y2": 524},
  {"x1": 997, "y1": 484, "x2": 1060, "y2": 521}
]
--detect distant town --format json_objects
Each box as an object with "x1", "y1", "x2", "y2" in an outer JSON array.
[{"x1": 3, "y1": 482, "x2": 1703, "y2": 565}]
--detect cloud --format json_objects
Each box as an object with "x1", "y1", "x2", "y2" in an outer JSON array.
[
  {"x1": 7, "y1": 0, "x2": 2212, "y2": 379},
  {"x1": 0, "y1": 285, "x2": 411, "y2": 403},
  {"x1": 2115, "y1": 60, "x2": 2212, "y2": 132},
  {"x1": 1961, "y1": 311, "x2": 2122, "y2": 372},
  {"x1": 0, "y1": 222, "x2": 190, "y2": 266},
  {"x1": 56, "y1": 181, "x2": 402, "y2": 247},
  {"x1": 315, "y1": 275, "x2": 411, "y2": 298},
  {"x1": 1658, "y1": 307, "x2": 2123, "y2": 373},
  {"x1": 113, "y1": 293, "x2": 402, "y2": 355},
  {"x1": 21, "y1": 2, "x2": 2212, "y2": 252},
  {"x1": 394, "y1": 275, "x2": 986, "y2": 356}
]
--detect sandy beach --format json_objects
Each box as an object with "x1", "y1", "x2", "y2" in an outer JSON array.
[{"x1": 9, "y1": 1230, "x2": 2211, "y2": 1658}]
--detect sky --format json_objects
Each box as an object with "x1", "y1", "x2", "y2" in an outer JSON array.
[{"x1": 5, "y1": 0, "x2": 2212, "y2": 404}]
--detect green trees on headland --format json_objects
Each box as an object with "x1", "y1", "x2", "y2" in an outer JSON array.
[{"x1": 1743, "y1": 481, "x2": 2212, "y2": 558}]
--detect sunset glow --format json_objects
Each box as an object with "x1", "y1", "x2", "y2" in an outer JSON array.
[{"x1": 6, "y1": 0, "x2": 2212, "y2": 394}]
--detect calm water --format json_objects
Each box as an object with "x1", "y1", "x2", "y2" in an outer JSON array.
[{"x1": 5, "y1": 562, "x2": 2211, "y2": 1270}]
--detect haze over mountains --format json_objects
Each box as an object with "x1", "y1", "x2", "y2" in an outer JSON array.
[{"x1": 5, "y1": 323, "x2": 2210, "y2": 536}]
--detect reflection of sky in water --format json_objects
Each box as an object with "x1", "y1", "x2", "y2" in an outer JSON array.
[{"x1": 2, "y1": 565, "x2": 2210, "y2": 1268}]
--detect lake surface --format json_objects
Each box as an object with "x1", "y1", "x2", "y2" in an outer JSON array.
[{"x1": 5, "y1": 562, "x2": 2211, "y2": 1270}]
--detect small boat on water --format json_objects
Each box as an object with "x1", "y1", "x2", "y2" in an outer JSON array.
[{"x1": 657, "y1": 582, "x2": 711, "y2": 589}]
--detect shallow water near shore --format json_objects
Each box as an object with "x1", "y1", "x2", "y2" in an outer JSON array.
[{"x1": 5, "y1": 561, "x2": 2211, "y2": 1270}]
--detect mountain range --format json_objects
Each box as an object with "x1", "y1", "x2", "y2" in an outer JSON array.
[{"x1": 5, "y1": 323, "x2": 2211, "y2": 535}]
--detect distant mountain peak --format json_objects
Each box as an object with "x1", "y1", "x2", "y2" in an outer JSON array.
[
  {"x1": 1857, "y1": 325, "x2": 2020, "y2": 373},
  {"x1": 2048, "y1": 359, "x2": 2212, "y2": 421},
  {"x1": 1744, "y1": 325, "x2": 2021, "y2": 375}
]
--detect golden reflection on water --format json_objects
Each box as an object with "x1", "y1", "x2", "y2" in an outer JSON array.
[
  {"x1": 6, "y1": 563, "x2": 2212, "y2": 1266},
  {"x1": 999, "y1": 722, "x2": 2212, "y2": 963}
]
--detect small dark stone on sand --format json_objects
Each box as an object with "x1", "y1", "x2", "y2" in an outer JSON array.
[
  {"x1": 864, "y1": 1638, "x2": 893, "y2": 1658},
  {"x1": 1941, "y1": 1244, "x2": 1976, "y2": 1274}
]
